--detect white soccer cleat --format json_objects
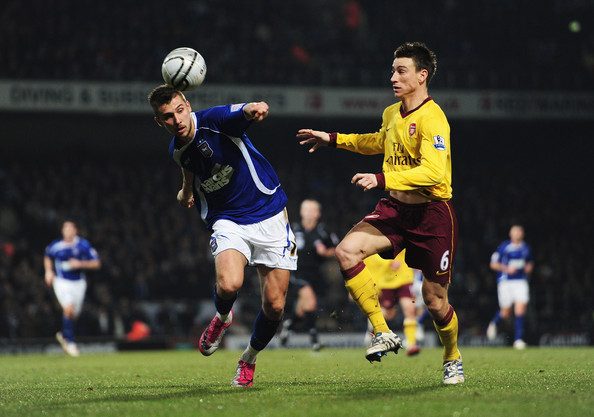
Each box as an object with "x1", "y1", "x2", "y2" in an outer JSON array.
[
  {"x1": 365, "y1": 331, "x2": 403, "y2": 362},
  {"x1": 513, "y1": 339, "x2": 527, "y2": 350},
  {"x1": 443, "y1": 358, "x2": 465, "y2": 385},
  {"x1": 486, "y1": 322, "x2": 497, "y2": 341},
  {"x1": 66, "y1": 343, "x2": 80, "y2": 357},
  {"x1": 55, "y1": 332, "x2": 69, "y2": 354},
  {"x1": 56, "y1": 332, "x2": 80, "y2": 357}
]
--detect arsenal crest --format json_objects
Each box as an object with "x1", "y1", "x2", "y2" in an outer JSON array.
[{"x1": 408, "y1": 123, "x2": 416, "y2": 136}]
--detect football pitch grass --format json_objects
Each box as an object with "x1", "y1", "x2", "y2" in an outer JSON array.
[{"x1": 1, "y1": 347, "x2": 592, "y2": 417}]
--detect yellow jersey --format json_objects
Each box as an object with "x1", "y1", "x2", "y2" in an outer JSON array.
[
  {"x1": 336, "y1": 97, "x2": 452, "y2": 200},
  {"x1": 364, "y1": 250, "x2": 414, "y2": 290}
]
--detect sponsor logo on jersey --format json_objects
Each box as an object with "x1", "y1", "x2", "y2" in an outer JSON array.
[
  {"x1": 385, "y1": 155, "x2": 421, "y2": 166},
  {"x1": 433, "y1": 135, "x2": 446, "y2": 150},
  {"x1": 409, "y1": 123, "x2": 416, "y2": 136},
  {"x1": 201, "y1": 164, "x2": 234, "y2": 193}
]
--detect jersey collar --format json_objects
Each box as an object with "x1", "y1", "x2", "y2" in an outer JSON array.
[{"x1": 400, "y1": 96, "x2": 433, "y2": 117}]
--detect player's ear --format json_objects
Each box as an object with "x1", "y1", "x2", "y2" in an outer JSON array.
[
  {"x1": 186, "y1": 100, "x2": 192, "y2": 112},
  {"x1": 417, "y1": 69, "x2": 428, "y2": 84},
  {"x1": 154, "y1": 116, "x2": 163, "y2": 127}
]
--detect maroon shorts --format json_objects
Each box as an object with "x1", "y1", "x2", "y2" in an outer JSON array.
[
  {"x1": 363, "y1": 197, "x2": 458, "y2": 285},
  {"x1": 379, "y1": 284, "x2": 413, "y2": 310}
]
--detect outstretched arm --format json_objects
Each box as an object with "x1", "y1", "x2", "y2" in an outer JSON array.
[
  {"x1": 296, "y1": 129, "x2": 331, "y2": 153},
  {"x1": 68, "y1": 258, "x2": 101, "y2": 270}
]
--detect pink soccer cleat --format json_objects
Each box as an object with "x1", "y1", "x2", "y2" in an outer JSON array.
[
  {"x1": 232, "y1": 360, "x2": 256, "y2": 388},
  {"x1": 198, "y1": 311, "x2": 233, "y2": 356}
]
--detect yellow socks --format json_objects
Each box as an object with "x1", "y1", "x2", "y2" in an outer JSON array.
[
  {"x1": 403, "y1": 318, "x2": 417, "y2": 347},
  {"x1": 433, "y1": 306, "x2": 461, "y2": 362},
  {"x1": 343, "y1": 262, "x2": 390, "y2": 334}
]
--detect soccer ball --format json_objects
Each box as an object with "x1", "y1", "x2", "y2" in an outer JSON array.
[{"x1": 161, "y1": 47, "x2": 207, "y2": 91}]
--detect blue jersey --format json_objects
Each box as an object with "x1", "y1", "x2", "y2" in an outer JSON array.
[
  {"x1": 45, "y1": 237, "x2": 99, "y2": 281},
  {"x1": 169, "y1": 104, "x2": 287, "y2": 229},
  {"x1": 491, "y1": 240, "x2": 533, "y2": 283}
]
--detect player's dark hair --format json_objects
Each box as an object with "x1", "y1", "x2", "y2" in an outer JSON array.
[
  {"x1": 147, "y1": 84, "x2": 185, "y2": 113},
  {"x1": 394, "y1": 42, "x2": 437, "y2": 84},
  {"x1": 62, "y1": 219, "x2": 77, "y2": 228}
]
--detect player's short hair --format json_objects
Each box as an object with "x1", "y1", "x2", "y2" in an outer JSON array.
[
  {"x1": 147, "y1": 84, "x2": 186, "y2": 114},
  {"x1": 394, "y1": 42, "x2": 437, "y2": 84}
]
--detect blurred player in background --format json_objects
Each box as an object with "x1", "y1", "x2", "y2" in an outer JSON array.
[
  {"x1": 149, "y1": 85, "x2": 297, "y2": 388},
  {"x1": 280, "y1": 199, "x2": 338, "y2": 351},
  {"x1": 487, "y1": 225, "x2": 534, "y2": 349},
  {"x1": 363, "y1": 250, "x2": 421, "y2": 356},
  {"x1": 297, "y1": 42, "x2": 464, "y2": 384},
  {"x1": 44, "y1": 220, "x2": 101, "y2": 357},
  {"x1": 411, "y1": 269, "x2": 430, "y2": 343}
]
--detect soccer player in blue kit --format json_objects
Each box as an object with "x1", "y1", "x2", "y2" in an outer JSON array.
[
  {"x1": 44, "y1": 220, "x2": 101, "y2": 357},
  {"x1": 148, "y1": 85, "x2": 297, "y2": 388},
  {"x1": 487, "y1": 225, "x2": 534, "y2": 349}
]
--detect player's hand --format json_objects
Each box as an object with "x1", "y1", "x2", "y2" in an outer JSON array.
[
  {"x1": 244, "y1": 102, "x2": 269, "y2": 122},
  {"x1": 68, "y1": 258, "x2": 82, "y2": 269},
  {"x1": 351, "y1": 173, "x2": 378, "y2": 191},
  {"x1": 44, "y1": 271, "x2": 55, "y2": 287},
  {"x1": 296, "y1": 129, "x2": 330, "y2": 153},
  {"x1": 177, "y1": 189, "x2": 195, "y2": 208},
  {"x1": 506, "y1": 266, "x2": 517, "y2": 274}
]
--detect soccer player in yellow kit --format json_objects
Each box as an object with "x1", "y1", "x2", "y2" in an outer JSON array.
[
  {"x1": 297, "y1": 42, "x2": 463, "y2": 384},
  {"x1": 364, "y1": 250, "x2": 421, "y2": 356}
]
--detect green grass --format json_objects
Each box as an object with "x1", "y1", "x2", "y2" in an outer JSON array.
[{"x1": 0, "y1": 347, "x2": 592, "y2": 417}]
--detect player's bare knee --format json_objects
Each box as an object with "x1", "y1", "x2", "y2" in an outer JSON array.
[
  {"x1": 63, "y1": 306, "x2": 76, "y2": 319},
  {"x1": 216, "y1": 279, "x2": 242, "y2": 295},
  {"x1": 262, "y1": 301, "x2": 285, "y2": 320},
  {"x1": 335, "y1": 243, "x2": 364, "y2": 269},
  {"x1": 424, "y1": 296, "x2": 447, "y2": 318}
]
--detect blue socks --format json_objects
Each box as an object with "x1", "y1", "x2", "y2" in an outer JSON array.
[
  {"x1": 250, "y1": 310, "x2": 281, "y2": 351},
  {"x1": 62, "y1": 317, "x2": 75, "y2": 342},
  {"x1": 514, "y1": 316, "x2": 525, "y2": 341},
  {"x1": 491, "y1": 311, "x2": 502, "y2": 325},
  {"x1": 214, "y1": 288, "x2": 237, "y2": 316}
]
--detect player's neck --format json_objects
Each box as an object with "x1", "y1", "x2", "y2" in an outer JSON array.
[{"x1": 400, "y1": 89, "x2": 429, "y2": 114}]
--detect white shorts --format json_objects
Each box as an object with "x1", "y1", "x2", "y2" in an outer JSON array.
[
  {"x1": 210, "y1": 209, "x2": 298, "y2": 270},
  {"x1": 497, "y1": 279, "x2": 529, "y2": 309},
  {"x1": 53, "y1": 277, "x2": 87, "y2": 316}
]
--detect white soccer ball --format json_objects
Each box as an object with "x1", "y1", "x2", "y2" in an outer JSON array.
[{"x1": 161, "y1": 47, "x2": 207, "y2": 91}]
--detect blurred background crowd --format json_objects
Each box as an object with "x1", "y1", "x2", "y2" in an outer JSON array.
[
  {"x1": 1, "y1": 0, "x2": 593, "y2": 89},
  {"x1": 0, "y1": 0, "x2": 593, "y2": 346}
]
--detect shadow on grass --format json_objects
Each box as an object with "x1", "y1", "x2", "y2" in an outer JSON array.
[
  {"x1": 25, "y1": 378, "x2": 447, "y2": 413},
  {"x1": 23, "y1": 383, "x2": 237, "y2": 412}
]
